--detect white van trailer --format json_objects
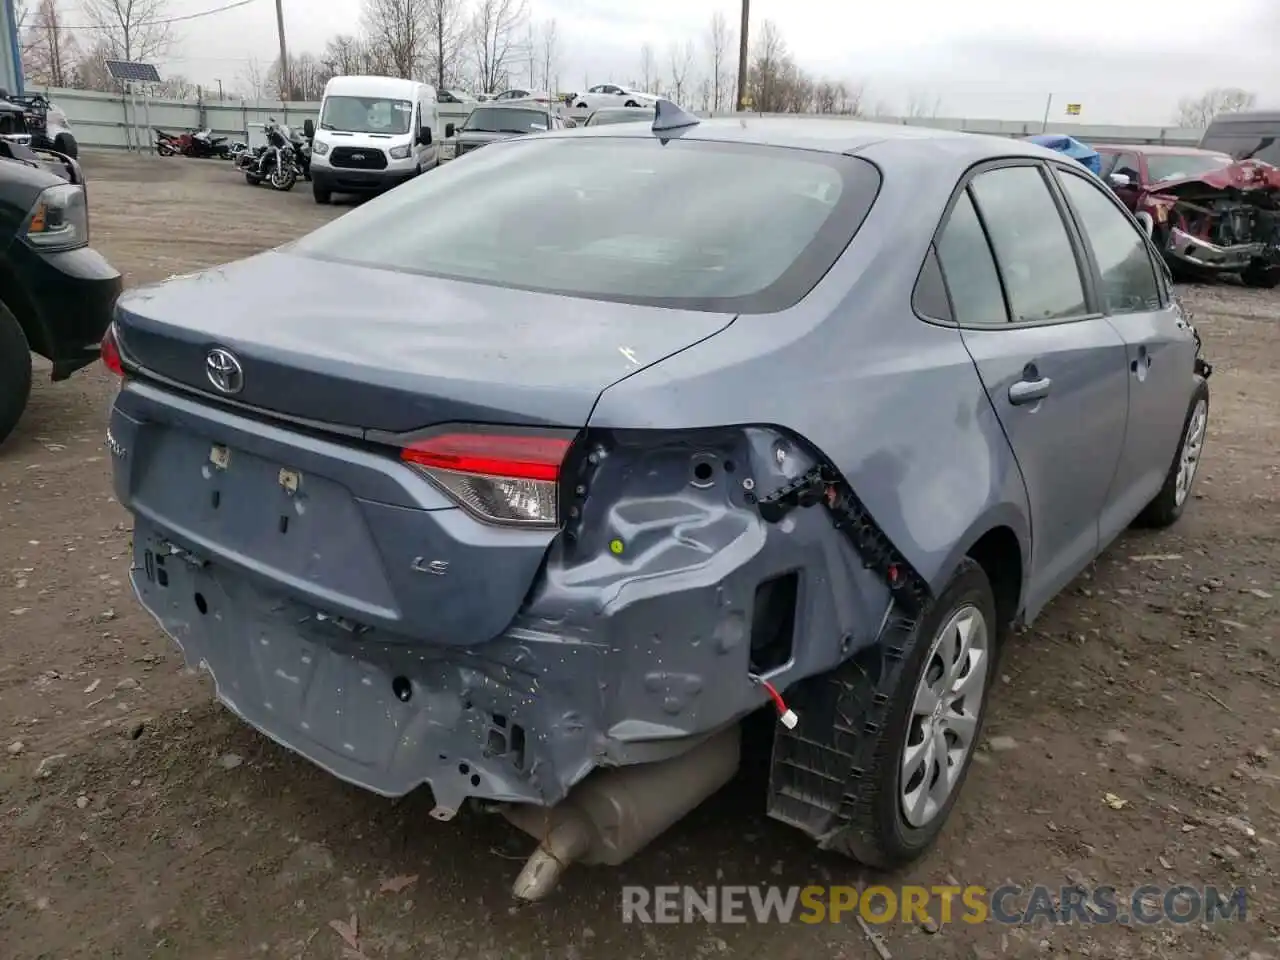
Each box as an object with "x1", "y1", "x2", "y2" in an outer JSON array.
[{"x1": 309, "y1": 75, "x2": 440, "y2": 204}]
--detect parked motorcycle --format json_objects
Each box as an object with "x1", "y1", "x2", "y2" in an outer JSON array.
[
  {"x1": 154, "y1": 128, "x2": 188, "y2": 156},
  {"x1": 238, "y1": 118, "x2": 301, "y2": 191},
  {"x1": 186, "y1": 128, "x2": 232, "y2": 159}
]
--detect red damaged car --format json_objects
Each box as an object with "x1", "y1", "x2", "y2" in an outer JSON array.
[{"x1": 1096, "y1": 144, "x2": 1280, "y2": 288}]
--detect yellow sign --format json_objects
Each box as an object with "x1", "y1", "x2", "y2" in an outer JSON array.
[{"x1": 1065, "y1": 103, "x2": 1082, "y2": 116}]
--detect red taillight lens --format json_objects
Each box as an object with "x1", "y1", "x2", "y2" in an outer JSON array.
[
  {"x1": 100, "y1": 322, "x2": 124, "y2": 376},
  {"x1": 401, "y1": 430, "x2": 572, "y2": 527}
]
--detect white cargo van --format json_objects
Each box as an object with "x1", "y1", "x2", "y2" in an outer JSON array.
[{"x1": 309, "y1": 76, "x2": 440, "y2": 204}]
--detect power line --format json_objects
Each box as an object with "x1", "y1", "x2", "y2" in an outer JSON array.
[{"x1": 31, "y1": 0, "x2": 262, "y2": 33}]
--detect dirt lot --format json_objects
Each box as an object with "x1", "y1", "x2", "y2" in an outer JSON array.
[{"x1": 1, "y1": 151, "x2": 1277, "y2": 960}]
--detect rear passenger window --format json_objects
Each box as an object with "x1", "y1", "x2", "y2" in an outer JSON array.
[
  {"x1": 969, "y1": 166, "x2": 1087, "y2": 322},
  {"x1": 936, "y1": 191, "x2": 1008, "y2": 324},
  {"x1": 1057, "y1": 170, "x2": 1162, "y2": 314}
]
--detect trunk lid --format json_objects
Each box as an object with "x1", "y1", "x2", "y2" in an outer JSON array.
[{"x1": 113, "y1": 250, "x2": 735, "y2": 433}]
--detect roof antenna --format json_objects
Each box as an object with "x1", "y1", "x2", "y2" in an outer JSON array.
[{"x1": 652, "y1": 99, "x2": 701, "y2": 134}]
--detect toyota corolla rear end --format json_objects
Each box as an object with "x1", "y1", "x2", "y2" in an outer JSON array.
[{"x1": 105, "y1": 126, "x2": 885, "y2": 893}]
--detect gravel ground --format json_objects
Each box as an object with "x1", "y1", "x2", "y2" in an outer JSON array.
[{"x1": 0, "y1": 151, "x2": 1277, "y2": 960}]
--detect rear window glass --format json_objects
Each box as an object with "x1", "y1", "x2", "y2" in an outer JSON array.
[
  {"x1": 290, "y1": 137, "x2": 882, "y2": 313},
  {"x1": 463, "y1": 107, "x2": 551, "y2": 133}
]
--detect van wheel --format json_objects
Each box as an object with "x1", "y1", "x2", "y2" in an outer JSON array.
[
  {"x1": 1133, "y1": 378, "x2": 1210, "y2": 529},
  {"x1": 313, "y1": 184, "x2": 332, "y2": 204},
  {"x1": 0, "y1": 302, "x2": 34, "y2": 447},
  {"x1": 774, "y1": 558, "x2": 999, "y2": 869}
]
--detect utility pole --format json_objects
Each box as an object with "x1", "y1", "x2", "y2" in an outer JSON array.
[
  {"x1": 274, "y1": 0, "x2": 290, "y2": 100},
  {"x1": 735, "y1": 0, "x2": 749, "y2": 111},
  {"x1": 215, "y1": 77, "x2": 224, "y2": 100}
]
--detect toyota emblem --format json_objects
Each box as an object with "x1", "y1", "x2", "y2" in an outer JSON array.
[{"x1": 205, "y1": 347, "x2": 244, "y2": 395}]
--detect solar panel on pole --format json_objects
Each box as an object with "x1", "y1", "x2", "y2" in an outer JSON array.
[{"x1": 104, "y1": 59, "x2": 161, "y2": 84}]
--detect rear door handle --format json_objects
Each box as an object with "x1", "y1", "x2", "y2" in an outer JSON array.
[{"x1": 1009, "y1": 377, "x2": 1053, "y2": 405}]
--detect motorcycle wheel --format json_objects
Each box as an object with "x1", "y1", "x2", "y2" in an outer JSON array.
[
  {"x1": 157, "y1": 144, "x2": 175, "y2": 156},
  {"x1": 269, "y1": 163, "x2": 297, "y2": 192},
  {"x1": 245, "y1": 173, "x2": 263, "y2": 185}
]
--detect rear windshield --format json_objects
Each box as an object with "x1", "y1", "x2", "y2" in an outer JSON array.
[
  {"x1": 290, "y1": 137, "x2": 881, "y2": 313},
  {"x1": 320, "y1": 96, "x2": 413, "y2": 135},
  {"x1": 463, "y1": 107, "x2": 550, "y2": 133},
  {"x1": 1146, "y1": 153, "x2": 1233, "y2": 182},
  {"x1": 586, "y1": 110, "x2": 652, "y2": 126}
]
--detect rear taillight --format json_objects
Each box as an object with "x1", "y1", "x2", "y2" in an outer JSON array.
[
  {"x1": 400, "y1": 429, "x2": 573, "y2": 527},
  {"x1": 100, "y1": 322, "x2": 124, "y2": 376}
]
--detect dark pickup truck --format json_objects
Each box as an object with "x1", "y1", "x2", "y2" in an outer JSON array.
[{"x1": 0, "y1": 131, "x2": 122, "y2": 445}]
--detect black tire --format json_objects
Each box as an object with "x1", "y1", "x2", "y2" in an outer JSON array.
[
  {"x1": 313, "y1": 183, "x2": 332, "y2": 204},
  {"x1": 53, "y1": 133, "x2": 78, "y2": 159},
  {"x1": 269, "y1": 163, "x2": 297, "y2": 192},
  {"x1": 0, "y1": 302, "x2": 34, "y2": 447},
  {"x1": 1241, "y1": 262, "x2": 1280, "y2": 289},
  {"x1": 576, "y1": 102, "x2": 588, "y2": 109},
  {"x1": 245, "y1": 173, "x2": 262, "y2": 186},
  {"x1": 820, "y1": 558, "x2": 1000, "y2": 868},
  {"x1": 624, "y1": 100, "x2": 640, "y2": 107},
  {"x1": 1133, "y1": 378, "x2": 1210, "y2": 529}
]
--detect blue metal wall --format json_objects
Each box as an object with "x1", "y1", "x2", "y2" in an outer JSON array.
[{"x1": 1, "y1": 0, "x2": 22, "y2": 95}]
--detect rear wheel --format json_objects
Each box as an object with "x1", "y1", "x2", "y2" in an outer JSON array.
[
  {"x1": 624, "y1": 99, "x2": 640, "y2": 107},
  {"x1": 796, "y1": 558, "x2": 999, "y2": 868},
  {"x1": 245, "y1": 172, "x2": 262, "y2": 186},
  {"x1": 1134, "y1": 378, "x2": 1210, "y2": 528},
  {"x1": 0, "y1": 302, "x2": 34, "y2": 447}
]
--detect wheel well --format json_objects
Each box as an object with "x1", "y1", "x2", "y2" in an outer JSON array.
[
  {"x1": 0, "y1": 289, "x2": 49, "y2": 357},
  {"x1": 965, "y1": 526, "x2": 1022, "y2": 639}
]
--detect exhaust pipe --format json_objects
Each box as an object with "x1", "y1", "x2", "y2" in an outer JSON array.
[{"x1": 500, "y1": 724, "x2": 741, "y2": 901}]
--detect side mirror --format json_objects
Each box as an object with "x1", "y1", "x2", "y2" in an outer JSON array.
[
  {"x1": 1108, "y1": 172, "x2": 1132, "y2": 189},
  {"x1": 445, "y1": 122, "x2": 455, "y2": 139},
  {"x1": 419, "y1": 126, "x2": 432, "y2": 145},
  {"x1": 303, "y1": 119, "x2": 315, "y2": 139}
]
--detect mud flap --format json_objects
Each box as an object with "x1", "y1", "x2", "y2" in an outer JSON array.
[{"x1": 753, "y1": 463, "x2": 934, "y2": 844}]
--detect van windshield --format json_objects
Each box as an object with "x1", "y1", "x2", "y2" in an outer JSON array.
[{"x1": 320, "y1": 96, "x2": 414, "y2": 135}]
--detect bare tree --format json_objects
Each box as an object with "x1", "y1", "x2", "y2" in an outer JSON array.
[
  {"x1": 238, "y1": 56, "x2": 267, "y2": 100},
  {"x1": 638, "y1": 42, "x2": 655, "y2": 92},
  {"x1": 905, "y1": 90, "x2": 942, "y2": 119},
  {"x1": 472, "y1": 0, "x2": 527, "y2": 95},
  {"x1": 1174, "y1": 87, "x2": 1257, "y2": 128},
  {"x1": 81, "y1": 0, "x2": 174, "y2": 63},
  {"x1": 424, "y1": 0, "x2": 468, "y2": 89},
  {"x1": 748, "y1": 19, "x2": 786, "y2": 112},
  {"x1": 69, "y1": 39, "x2": 113, "y2": 90},
  {"x1": 271, "y1": 52, "x2": 331, "y2": 101},
  {"x1": 537, "y1": 18, "x2": 558, "y2": 93},
  {"x1": 362, "y1": 0, "x2": 429, "y2": 79},
  {"x1": 667, "y1": 39, "x2": 693, "y2": 104},
  {"x1": 704, "y1": 10, "x2": 733, "y2": 112},
  {"x1": 22, "y1": 0, "x2": 77, "y2": 87},
  {"x1": 834, "y1": 80, "x2": 864, "y2": 116},
  {"x1": 322, "y1": 35, "x2": 363, "y2": 76}
]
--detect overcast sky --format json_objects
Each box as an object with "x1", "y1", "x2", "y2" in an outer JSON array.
[{"x1": 128, "y1": 0, "x2": 1279, "y2": 124}]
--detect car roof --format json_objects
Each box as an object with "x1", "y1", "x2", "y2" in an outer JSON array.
[
  {"x1": 324, "y1": 75, "x2": 430, "y2": 99},
  {"x1": 1095, "y1": 143, "x2": 1229, "y2": 156},
  {"x1": 543, "y1": 115, "x2": 1071, "y2": 165}
]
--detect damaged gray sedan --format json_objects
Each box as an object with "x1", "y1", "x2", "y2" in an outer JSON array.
[{"x1": 102, "y1": 102, "x2": 1212, "y2": 899}]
